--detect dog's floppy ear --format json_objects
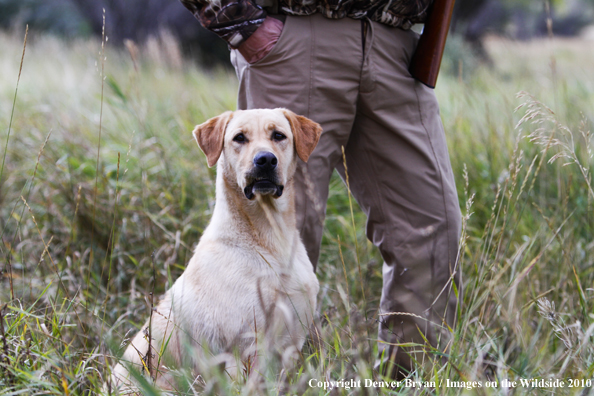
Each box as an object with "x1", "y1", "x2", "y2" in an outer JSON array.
[
  {"x1": 192, "y1": 111, "x2": 234, "y2": 167},
  {"x1": 282, "y1": 109, "x2": 322, "y2": 163}
]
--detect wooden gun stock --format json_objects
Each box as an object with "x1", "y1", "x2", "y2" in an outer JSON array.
[{"x1": 409, "y1": 0, "x2": 456, "y2": 89}]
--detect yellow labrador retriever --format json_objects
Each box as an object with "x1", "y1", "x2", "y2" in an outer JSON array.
[{"x1": 109, "y1": 109, "x2": 322, "y2": 392}]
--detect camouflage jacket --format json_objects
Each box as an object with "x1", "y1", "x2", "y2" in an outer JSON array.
[{"x1": 180, "y1": 0, "x2": 432, "y2": 48}]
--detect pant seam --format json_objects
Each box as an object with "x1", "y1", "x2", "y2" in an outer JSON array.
[
  {"x1": 413, "y1": 82, "x2": 451, "y2": 310},
  {"x1": 307, "y1": 17, "x2": 314, "y2": 120},
  {"x1": 299, "y1": 17, "x2": 316, "y2": 244}
]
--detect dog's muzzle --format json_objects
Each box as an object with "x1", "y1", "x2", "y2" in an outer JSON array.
[{"x1": 244, "y1": 151, "x2": 284, "y2": 200}]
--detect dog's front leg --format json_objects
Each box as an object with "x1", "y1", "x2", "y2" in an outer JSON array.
[{"x1": 108, "y1": 294, "x2": 180, "y2": 393}]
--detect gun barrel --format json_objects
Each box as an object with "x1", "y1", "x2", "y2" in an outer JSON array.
[{"x1": 409, "y1": 0, "x2": 456, "y2": 88}]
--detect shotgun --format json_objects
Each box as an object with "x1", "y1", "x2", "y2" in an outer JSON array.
[{"x1": 409, "y1": 0, "x2": 456, "y2": 89}]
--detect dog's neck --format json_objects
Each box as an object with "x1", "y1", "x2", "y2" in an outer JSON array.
[{"x1": 209, "y1": 162, "x2": 299, "y2": 262}]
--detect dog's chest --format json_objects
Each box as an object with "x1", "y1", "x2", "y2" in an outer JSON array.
[{"x1": 172, "y1": 246, "x2": 317, "y2": 352}]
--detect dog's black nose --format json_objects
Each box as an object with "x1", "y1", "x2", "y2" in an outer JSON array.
[{"x1": 254, "y1": 151, "x2": 278, "y2": 170}]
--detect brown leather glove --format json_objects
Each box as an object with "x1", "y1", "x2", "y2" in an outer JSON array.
[{"x1": 238, "y1": 16, "x2": 284, "y2": 64}]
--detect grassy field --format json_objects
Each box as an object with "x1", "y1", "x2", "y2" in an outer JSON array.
[{"x1": 1, "y1": 28, "x2": 594, "y2": 395}]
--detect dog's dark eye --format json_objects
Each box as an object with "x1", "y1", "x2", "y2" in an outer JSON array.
[
  {"x1": 233, "y1": 133, "x2": 246, "y2": 143},
  {"x1": 272, "y1": 131, "x2": 286, "y2": 141}
]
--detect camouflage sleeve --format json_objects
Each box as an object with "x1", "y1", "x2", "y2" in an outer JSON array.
[
  {"x1": 180, "y1": 0, "x2": 267, "y2": 48},
  {"x1": 367, "y1": 0, "x2": 434, "y2": 29}
]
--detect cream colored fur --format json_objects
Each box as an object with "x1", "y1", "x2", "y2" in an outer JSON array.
[{"x1": 108, "y1": 109, "x2": 321, "y2": 393}]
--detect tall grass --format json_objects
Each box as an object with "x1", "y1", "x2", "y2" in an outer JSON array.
[{"x1": 1, "y1": 29, "x2": 593, "y2": 395}]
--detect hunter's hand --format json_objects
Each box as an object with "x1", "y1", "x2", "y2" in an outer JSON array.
[{"x1": 238, "y1": 16, "x2": 283, "y2": 64}]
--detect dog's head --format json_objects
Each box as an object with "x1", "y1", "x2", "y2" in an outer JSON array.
[{"x1": 192, "y1": 109, "x2": 322, "y2": 200}]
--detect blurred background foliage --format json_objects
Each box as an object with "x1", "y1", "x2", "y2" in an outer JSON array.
[
  {"x1": 0, "y1": 0, "x2": 230, "y2": 67},
  {"x1": 452, "y1": 0, "x2": 594, "y2": 60},
  {"x1": 1, "y1": 0, "x2": 593, "y2": 68}
]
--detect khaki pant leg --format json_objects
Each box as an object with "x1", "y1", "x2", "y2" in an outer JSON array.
[
  {"x1": 231, "y1": 14, "x2": 461, "y2": 377},
  {"x1": 334, "y1": 23, "x2": 461, "y2": 376},
  {"x1": 231, "y1": 14, "x2": 363, "y2": 267}
]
